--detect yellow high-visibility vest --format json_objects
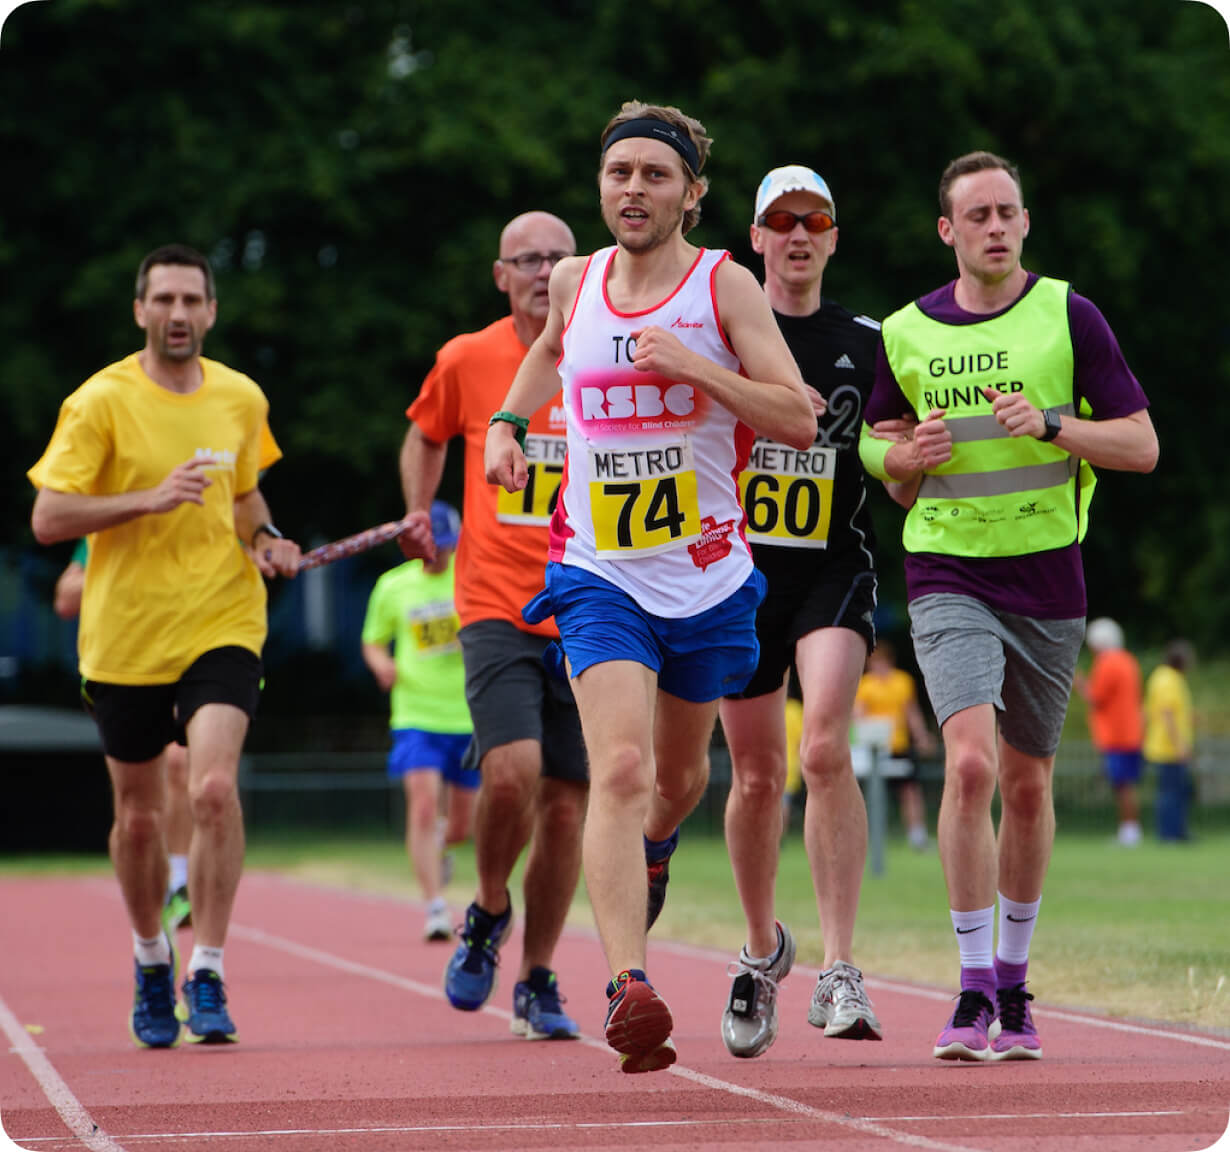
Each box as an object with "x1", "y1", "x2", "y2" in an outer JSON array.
[{"x1": 881, "y1": 277, "x2": 1096, "y2": 558}]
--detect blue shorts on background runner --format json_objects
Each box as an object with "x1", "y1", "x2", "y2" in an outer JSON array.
[
  {"x1": 387, "y1": 728, "x2": 478, "y2": 789},
  {"x1": 524, "y1": 562, "x2": 766, "y2": 704}
]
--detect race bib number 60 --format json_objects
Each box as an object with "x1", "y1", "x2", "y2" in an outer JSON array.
[
  {"x1": 738, "y1": 441, "x2": 836, "y2": 548},
  {"x1": 588, "y1": 439, "x2": 701, "y2": 556}
]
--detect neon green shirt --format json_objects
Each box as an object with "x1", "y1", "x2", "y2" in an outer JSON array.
[{"x1": 361, "y1": 557, "x2": 471, "y2": 734}]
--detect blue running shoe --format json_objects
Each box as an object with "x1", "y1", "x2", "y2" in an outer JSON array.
[
  {"x1": 130, "y1": 935, "x2": 181, "y2": 1049},
  {"x1": 511, "y1": 967, "x2": 580, "y2": 1040},
  {"x1": 182, "y1": 969, "x2": 238, "y2": 1044},
  {"x1": 444, "y1": 899, "x2": 512, "y2": 1011}
]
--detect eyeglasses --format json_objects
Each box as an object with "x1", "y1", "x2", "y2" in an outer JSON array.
[
  {"x1": 499, "y1": 250, "x2": 572, "y2": 273},
  {"x1": 757, "y1": 210, "x2": 835, "y2": 234}
]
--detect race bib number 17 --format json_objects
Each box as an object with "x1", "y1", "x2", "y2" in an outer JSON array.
[{"x1": 495, "y1": 433, "x2": 566, "y2": 525}]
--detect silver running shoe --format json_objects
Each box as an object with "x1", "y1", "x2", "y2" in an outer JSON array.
[
  {"x1": 807, "y1": 960, "x2": 883, "y2": 1040},
  {"x1": 721, "y1": 922, "x2": 796, "y2": 1058}
]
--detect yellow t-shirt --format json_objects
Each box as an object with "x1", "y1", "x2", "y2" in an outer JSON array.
[
  {"x1": 854, "y1": 669, "x2": 917, "y2": 756},
  {"x1": 28, "y1": 353, "x2": 281, "y2": 684},
  {"x1": 1143, "y1": 664, "x2": 1192, "y2": 763}
]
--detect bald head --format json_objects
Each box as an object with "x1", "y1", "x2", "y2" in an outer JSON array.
[{"x1": 493, "y1": 211, "x2": 576, "y2": 345}]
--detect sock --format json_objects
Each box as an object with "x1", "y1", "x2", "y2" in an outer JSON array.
[
  {"x1": 427, "y1": 896, "x2": 447, "y2": 914},
  {"x1": 134, "y1": 932, "x2": 170, "y2": 967},
  {"x1": 189, "y1": 945, "x2": 225, "y2": 980},
  {"x1": 960, "y1": 965, "x2": 997, "y2": 998},
  {"x1": 168, "y1": 854, "x2": 189, "y2": 893},
  {"x1": 995, "y1": 957, "x2": 1029, "y2": 990},
  {"x1": 996, "y1": 893, "x2": 1041, "y2": 966},
  {"x1": 643, "y1": 828, "x2": 679, "y2": 864},
  {"x1": 950, "y1": 905, "x2": 995, "y2": 968}
]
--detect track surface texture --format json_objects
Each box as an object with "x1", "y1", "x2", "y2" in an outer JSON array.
[{"x1": 2, "y1": 874, "x2": 1227, "y2": 1151}]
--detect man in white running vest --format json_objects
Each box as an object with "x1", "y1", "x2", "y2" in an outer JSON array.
[{"x1": 484, "y1": 100, "x2": 816, "y2": 1074}]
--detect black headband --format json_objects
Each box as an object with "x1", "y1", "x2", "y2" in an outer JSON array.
[{"x1": 602, "y1": 117, "x2": 700, "y2": 176}]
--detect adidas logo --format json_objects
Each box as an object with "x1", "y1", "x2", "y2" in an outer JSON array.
[{"x1": 834, "y1": 353, "x2": 856, "y2": 370}]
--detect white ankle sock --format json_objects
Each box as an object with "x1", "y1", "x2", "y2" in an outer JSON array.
[
  {"x1": 134, "y1": 932, "x2": 170, "y2": 967},
  {"x1": 189, "y1": 946, "x2": 224, "y2": 979}
]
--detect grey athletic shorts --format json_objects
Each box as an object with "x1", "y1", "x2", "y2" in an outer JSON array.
[
  {"x1": 457, "y1": 619, "x2": 588, "y2": 783},
  {"x1": 908, "y1": 593, "x2": 1084, "y2": 758}
]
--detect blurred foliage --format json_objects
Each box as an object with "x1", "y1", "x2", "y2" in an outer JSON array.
[{"x1": 2, "y1": 0, "x2": 1228, "y2": 648}]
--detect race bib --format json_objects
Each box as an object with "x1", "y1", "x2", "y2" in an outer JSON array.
[
  {"x1": 588, "y1": 439, "x2": 701, "y2": 556},
  {"x1": 410, "y1": 611, "x2": 460, "y2": 652},
  {"x1": 496, "y1": 433, "x2": 567, "y2": 525},
  {"x1": 738, "y1": 441, "x2": 836, "y2": 548}
]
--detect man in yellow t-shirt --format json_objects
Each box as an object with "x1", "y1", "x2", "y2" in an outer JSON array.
[
  {"x1": 854, "y1": 640, "x2": 937, "y2": 851},
  {"x1": 1144, "y1": 640, "x2": 1196, "y2": 842},
  {"x1": 28, "y1": 244, "x2": 317, "y2": 1050}
]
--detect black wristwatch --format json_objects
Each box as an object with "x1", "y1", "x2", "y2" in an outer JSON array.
[
  {"x1": 1038, "y1": 408, "x2": 1062, "y2": 443},
  {"x1": 252, "y1": 522, "x2": 283, "y2": 549}
]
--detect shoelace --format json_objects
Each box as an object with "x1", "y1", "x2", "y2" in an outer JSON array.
[
  {"x1": 726, "y1": 959, "x2": 783, "y2": 1018},
  {"x1": 190, "y1": 974, "x2": 225, "y2": 1013},
  {"x1": 531, "y1": 984, "x2": 567, "y2": 1016},
  {"x1": 996, "y1": 984, "x2": 1033, "y2": 1031},
  {"x1": 822, "y1": 964, "x2": 868, "y2": 1005},
  {"x1": 950, "y1": 989, "x2": 995, "y2": 1027},
  {"x1": 138, "y1": 967, "x2": 176, "y2": 1015},
  {"x1": 460, "y1": 918, "x2": 504, "y2": 974}
]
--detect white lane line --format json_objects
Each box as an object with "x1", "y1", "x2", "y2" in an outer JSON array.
[
  {"x1": 650, "y1": 938, "x2": 1230, "y2": 1053},
  {"x1": 3, "y1": 1109, "x2": 1207, "y2": 1149},
  {"x1": 251, "y1": 873, "x2": 1230, "y2": 1054},
  {"x1": 232, "y1": 922, "x2": 984, "y2": 1151},
  {"x1": 0, "y1": 994, "x2": 126, "y2": 1152}
]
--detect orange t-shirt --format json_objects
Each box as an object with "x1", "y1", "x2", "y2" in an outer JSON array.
[
  {"x1": 1087, "y1": 647, "x2": 1143, "y2": 752},
  {"x1": 406, "y1": 315, "x2": 567, "y2": 635}
]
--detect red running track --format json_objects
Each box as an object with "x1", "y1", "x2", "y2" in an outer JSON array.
[{"x1": 1, "y1": 874, "x2": 1227, "y2": 1151}]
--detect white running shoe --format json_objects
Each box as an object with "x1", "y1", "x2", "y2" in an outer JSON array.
[
  {"x1": 424, "y1": 903, "x2": 452, "y2": 942},
  {"x1": 721, "y1": 922, "x2": 796, "y2": 1058},
  {"x1": 808, "y1": 960, "x2": 883, "y2": 1040}
]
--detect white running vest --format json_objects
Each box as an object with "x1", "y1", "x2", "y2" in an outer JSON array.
[{"x1": 549, "y1": 246, "x2": 755, "y2": 617}]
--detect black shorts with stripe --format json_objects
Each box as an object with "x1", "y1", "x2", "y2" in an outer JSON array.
[{"x1": 729, "y1": 545, "x2": 877, "y2": 700}]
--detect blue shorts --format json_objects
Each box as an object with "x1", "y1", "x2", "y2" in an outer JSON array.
[
  {"x1": 1103, "y1": 749, "x2": 1143, "y2": 788},
  {"x1": 388, "y1": 729, "x2": 479, "y2": 789},
  {"x1": 524, "y1": 562, "x2": 766, "y2": 704}
]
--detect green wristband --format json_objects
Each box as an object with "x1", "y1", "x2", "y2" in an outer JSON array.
[{"x1": 488, "y1": 410, "x2": 529, "y2": 450}]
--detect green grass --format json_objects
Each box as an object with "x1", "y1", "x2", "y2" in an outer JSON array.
[
  {"x1": 245, "y1": 825, "x2": 1229, "y2": 1033},
  {"x1": 7, "y1": 827, "x2": 1225, "y2": 1033}
]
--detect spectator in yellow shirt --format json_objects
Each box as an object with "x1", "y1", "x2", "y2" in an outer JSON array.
[
  {"x1": 853, "y1": 640, "x2": 936, "y2": 850},
  {"x1": 1144, "y1": 640, "x2": 1195, "y2": 842}
]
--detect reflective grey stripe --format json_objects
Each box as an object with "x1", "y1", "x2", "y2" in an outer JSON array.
[
  {"x1": 919, "y1": 458, "x2": 1076, "y2": 500},
  {"x1": 946, "y1": 415, "x2": 1006, "y2": 443},
  {"x1": 946, "y1": 402, "x2": 1076, "y2": 445}
]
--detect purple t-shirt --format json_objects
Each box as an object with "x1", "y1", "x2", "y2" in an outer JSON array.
[{"x1": 867, "y1": 274, "x2": 1149, "y2": 619}]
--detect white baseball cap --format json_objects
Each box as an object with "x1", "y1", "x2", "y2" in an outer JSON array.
[{"x1": 754, "y1": 165, "x2": 835, "y2": 223}]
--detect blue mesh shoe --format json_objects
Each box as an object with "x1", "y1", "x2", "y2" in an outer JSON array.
[
  {"x1": 130, "y1": 935, "x2": 181, "y2": 1049},
  {"x1": 511, "y1": 967, "x2": 580, "y2": 1040},
  {"x1": 182, "y1": 969, "x2": 238, "y2": 1044},
  {"x1": 444, "y1": 899, "x2": 512, "y2": 1011}
]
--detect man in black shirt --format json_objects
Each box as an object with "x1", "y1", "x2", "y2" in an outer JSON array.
[{"x1": 719, "y1": 166, "x2": 884, "y2": 1058}]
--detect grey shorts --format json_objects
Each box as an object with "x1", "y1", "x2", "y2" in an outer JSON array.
[
  {"x1": 908, "y1": 593, "x2": 1084, "y2": 758},
  {"x1": 457, "y1": 619, "x2": 588, "y2": 783}
]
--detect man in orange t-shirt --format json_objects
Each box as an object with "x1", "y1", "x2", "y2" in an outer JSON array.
[
  {"x1": 399, "y1": 211, "x2": 588, "y2": 1040},
  {"x1": 1075, "y1": 617, "x2": 1144, "y2": 845}
]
